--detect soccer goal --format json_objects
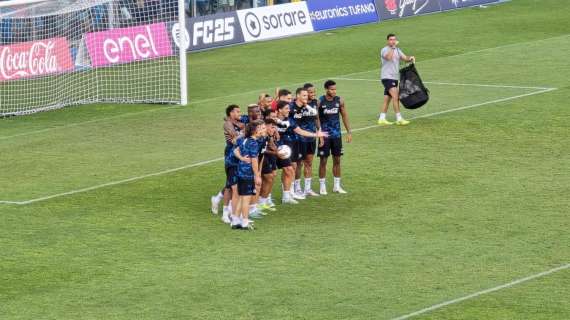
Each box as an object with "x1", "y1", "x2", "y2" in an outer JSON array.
[{"x1": 0, "y1": 0, "x2": 187, "y2": 117}]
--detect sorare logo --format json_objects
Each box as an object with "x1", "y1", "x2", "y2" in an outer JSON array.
[{"x1": 237, "y1": 2, "x2": 314, "y2": 42}]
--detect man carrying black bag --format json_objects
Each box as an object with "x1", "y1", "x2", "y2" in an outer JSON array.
[{"x1": 378, "y1": 34, "x2": 415, "y2": 126}]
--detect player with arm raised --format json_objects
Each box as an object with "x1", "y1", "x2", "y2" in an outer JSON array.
[{"x1": 378, "y1": 33, "x2": 416, "y2": 126}]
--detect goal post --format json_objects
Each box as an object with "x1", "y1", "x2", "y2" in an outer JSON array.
[{"x1": 0, "y1": 0, "x2": 188, "y2": 117}]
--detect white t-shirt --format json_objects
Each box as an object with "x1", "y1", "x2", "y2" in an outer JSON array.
[{"x1": 381, "y1": 46, "x2": 404, "y2": 80}]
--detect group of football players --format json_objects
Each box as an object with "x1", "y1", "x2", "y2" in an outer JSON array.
[{"x1": 210, "y1": 80, "x2": 352, "y2": 230}]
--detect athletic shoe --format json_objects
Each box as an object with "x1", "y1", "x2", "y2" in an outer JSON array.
[
  {"x1": 231, "y1": 221, "x2": 242, "y2": 230},
  {"x1": 259, "y1": 203, "x2": 277, "y2": 212},
  {"x1": 242, "y1": 222, "x2": 255, "y2": 231},
  {"x1": 282, "y1": 198, "x2": 299, "y2": 205},
  {"x1": 333, "y1": 187, "x2": 348, "y2": 194},
  {"x1": 249, "y1": 211, "x2": 264, "y2": 219},
  {"x1": 210, "y1": 196, "x2": 219, "y2": 215},
  {"x1": 396, "y1": 119, "x2": 410, "y2": 126},
  {"x1": 221, "y1": 215, "x2": 231, "y2": 224},
  {"x1": 292, "y1": 192, "x2": 306, "y2": 200},
  {"x1": 377, "y1": 119, "x2": 393, "y2": 126},
  {"x1": 305, "y1": 190, "x2": 320, "y2": 197},
  {"x1": 267, "y1": 198, "x2": 276, "y2": 208},
  {"x1": 320, "y1": 186, "x2": 328, "y2": 195}
]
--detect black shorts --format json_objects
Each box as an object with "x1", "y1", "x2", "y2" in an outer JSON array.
[
  {"x1": 276, "y1": 156, "x2": 292, "y2": 169},
  {"x1": 318, "y1": 137, "x2": 343, "y2": 158},
  {"x1": 382, "y1": 79, "x2": 399, "y2": 96},
  {"x1": 298, "y1": 140, "x2": 316, "y2": 161},
  {"x1": 225, "y1": 166, "x2": 238, "y2": 189},
  {"x1": 289, "y1": 140, "x2": 301, "y2": 162},
  {"x1": 237, "y1": 178, "x2": 256, "y2": 196},
  {"x1": 261, "y1": 154, "x2": 277, "y2": 175}
]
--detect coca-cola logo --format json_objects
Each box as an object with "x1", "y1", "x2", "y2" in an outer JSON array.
[{"x1": 0, "y1": 38, "x2": 73, "y2": 81}]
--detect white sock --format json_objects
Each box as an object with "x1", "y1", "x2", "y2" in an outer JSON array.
[
  {"x1": 294, "y1": 179, "x2": 301, "y2": 193},
  {"x1": 268, "y1": 193, "x2": 273, "y2": 202},
  {"x1": 223, "y1": 206, "x2": 229, "y2": 214},
  {"x1": 214, "y1": 191, "x2": 223, "y2": 202},
  {"x1": 396, "y1": 113, "x2": 403, "y2": 121},
  {"x1": 379, "y1": 113, "x2": 386, "y2": 120},
  {"x1": 304, "y1": 178, "x2": 312, "y2": 192},
  {"x1": 283, "y1": 190, "x2": 292, "y2": 201},
  {"x1": 259, "y1": 197, "x2": 267, "y2": 205},
  {"x1": 334, "y1": 177, "x2": 341, "y2": 189},
  {"x1": 320, "y1": 178, "x2": 326, "y2": 187}
]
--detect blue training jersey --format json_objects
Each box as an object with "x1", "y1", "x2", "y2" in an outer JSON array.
[
  {"x1": 275, "y1": 116, "x2": 298, "y2": 145},
  {"x1": 290, "y1": 101, "x2": 318, "y2": 143},
  {"x1": 225, "y1": 137, "x2": 243, "y2": 168},
  {"x1": 318, "y1": 95, "x2": 342, "y2": 139},
  {"x1": 237, "y1": 137, "x2": 260, "y2": 180}
]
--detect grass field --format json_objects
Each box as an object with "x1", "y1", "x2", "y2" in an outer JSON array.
[{"x1": 1, "y1": 0, "x2": 569, "y2": 319}]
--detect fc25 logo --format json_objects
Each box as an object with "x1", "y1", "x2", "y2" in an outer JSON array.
[{"x1": 193, "y1": 17, "x2": 236, "y2": 46}]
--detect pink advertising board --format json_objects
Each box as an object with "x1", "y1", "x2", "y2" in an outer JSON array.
[{"x1": 85, "y1": 22, "x2": 173, "y2": 68}]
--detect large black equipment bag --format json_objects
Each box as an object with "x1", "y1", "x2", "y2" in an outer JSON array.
[{"x1": 399, "y1": 63, "x2": 429, "y2": 109}]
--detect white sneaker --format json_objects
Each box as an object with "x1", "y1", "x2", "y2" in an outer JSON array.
[
  {"x1": 293, "y1": 192, "x2": 306, "y2": 200},
  {"x1": 210, "y1": 196, "x2": 219, "y2": 215},
  {"x1": 221, "y1": 215, "x2": 231, "y2": 224},
  {"x1": 333, "y1": 187, "x2": 348, "y2": 194},
  {"x1": 305, "y1": 190, "x2": 320, "y2": 197},
  {"x1": 267, "y1": 198, "x2": 276, "y2": 208},
  {"x1": 282, "y1": 198, "x2": 299, "y2": 205},
  {"x1": 320, "y1": 186, "x2": 328, "y2": 195}
]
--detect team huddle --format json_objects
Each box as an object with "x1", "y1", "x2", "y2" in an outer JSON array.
[{"x1": 210, "y1": 80, "x2": 352, "y2": 230}]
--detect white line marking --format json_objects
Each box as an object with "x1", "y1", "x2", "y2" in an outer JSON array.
[
  {"x1": 390, "y1": 263, "x2": 570, "y2": 320},
  {"x1": 350, "y1": 88, "x2": 556, "y2": 134},
  {"x1": 0, "y1": 158, "x2": 223, "y2": 205},
  {"x1": 335, "y1": 78, "x2": 555, "y2": 90},
  {"x1": 2, "y1": 33, "x2": 567, "y2": 141},
  {"x1": 0, "y1": 88, "x2": 557, "y2": 206}
]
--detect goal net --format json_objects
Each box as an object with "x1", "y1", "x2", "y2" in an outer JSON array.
[{"x1": 0, "y1": 0, "x2": 187, "y2": 117}]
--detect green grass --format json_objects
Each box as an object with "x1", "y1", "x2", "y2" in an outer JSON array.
[{"x1": 1, "y1": 0, "x2": 569, "y2": 319}]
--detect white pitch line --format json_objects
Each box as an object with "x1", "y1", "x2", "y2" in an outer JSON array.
[
  {"x1": 2, "y1": 33, "x2": 568, "y2": 141},
  {"x1": 350, "y1": 88, "x2": 556, "y2": 134},
  {"x1": 390, "y1": 263, "x2": 570, "y2": 320},
  {"x1": 0, "y1": 87, "x2": 557, "y2": 206},
  {"x1": 335, "y1": 78, "x2": 555, "y2": 90},
  {"x1": 0, "y1": 157, "x2": 223, "y2": 205}
]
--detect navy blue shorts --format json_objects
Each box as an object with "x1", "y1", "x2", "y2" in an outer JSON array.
[
  {"x1": 382, "y1": 79, "x2": 399, "y2": 96},
  {"x1": 289, "y1": 140, "x2": 301, "y2": 163},
  {"x1": 225, "y1": 166, "x2": 238, "y2": 189},
  {"x1": 237, "y1": 178, "x2": 256, "y2": 196},
  {"x1": 261, "y1": 154, "x2": 277, "y2": 175},
  {"x1": 298, "y1": 140, "x2": 316, "y2": 160},
  {"x1": 318, "y1": 137, "x2": 343, "y2": 158}
]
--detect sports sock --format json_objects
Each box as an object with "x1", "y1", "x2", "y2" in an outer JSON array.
[
  {"x1": 304, "y1": 178, "x2": 312, "y2": 192},
  {"x1": 334, "y1": 177, "x2": 341, "y2": 189},
  {"x1": 294, "y1": 179, "x2": 301, "y2": 193},
  {"x1": 223, "y1": 206, "x2": 229, "y2": 214},
  {"x1": 396, "y1": 113, "x2": 403, "y2": 121},
  {"x1": 379, "y1": 113, "x2": 387, "y2": 120},
  {"x1": 283, "y1": 190, "x2": 292, "y2": 201},
  {"x1": 320, "y1": 178, "x2": 326, "y2": 187},
  {"x1": 214, "y1": 191, "x2": 223, "y2": 202},
  {"x1": 259, "y1": 197, "x2": 267, "y2": 205}
]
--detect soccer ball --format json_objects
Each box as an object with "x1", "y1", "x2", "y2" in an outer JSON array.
[{"x1": 277, "y1": 145, "x2": 291, "y2": 160}]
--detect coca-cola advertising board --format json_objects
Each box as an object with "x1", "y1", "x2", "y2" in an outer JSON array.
[{"x1": 0, "y1": 37, "x2": 74, "y2": 82}]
